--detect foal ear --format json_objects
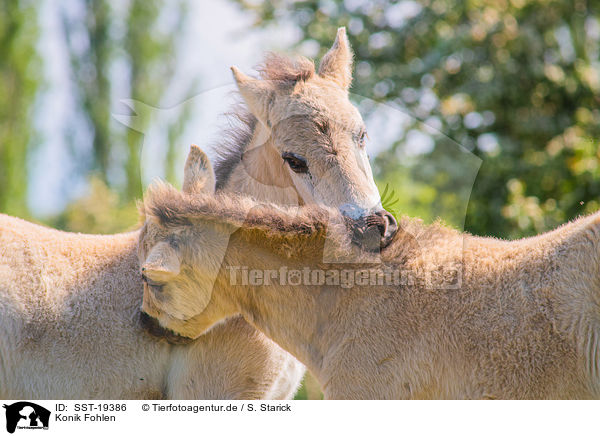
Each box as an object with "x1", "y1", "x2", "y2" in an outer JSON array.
[
  {"x1": 318, "y1": 27, "x2": 353, "y2": 91},
  {"x1": 231, "y1": 66, "x2": 274, "y2": 129},
  {"x1": 142, "y1": 242, "x2": 181, "y2": 281},
  {"x1": 183, "y1": 144, "x2": 215, "y2": 195}
]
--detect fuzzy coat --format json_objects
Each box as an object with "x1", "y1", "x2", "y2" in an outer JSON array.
[
  {"x1": 0, "y1": 214, "x2": 301, "y2": 399},
  {"x1": 140, "y1": 186, "x2": 600, "y2": 399}
]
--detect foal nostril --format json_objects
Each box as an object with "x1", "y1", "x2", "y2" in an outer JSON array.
[
  {"x1": 382, "y1": 211, "x2": 397, "y2": 236},
  {"x1": 364, "y1": 212, "x2": 387, "y2": 238},
  {"x1": 374, "y1": 210, "x2": 398, "y2": 246},
  {"x1": 341, "y1": 206, "x2": 398, "y2": 251}
]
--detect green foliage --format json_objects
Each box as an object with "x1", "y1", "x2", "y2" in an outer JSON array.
[
  {"x1": 50, "y1": 176, "x2": 138, "y2": 234},
  {"x1": 62, "y1": 0, "x2": 191, "y2": 202},
  {"x1": 0, "y1": 0, "x2": 40, "y2": 217},
  {"x1": 235, "y1": 0, "x2": 600, "y2": 238},
  {"x1": 294, "y1": 371, "x2": 324, "y2": 400}
]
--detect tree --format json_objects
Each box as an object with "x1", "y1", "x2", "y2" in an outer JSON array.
[
  {"x1": 0, "y1": 0, "x2": 40, "y2": 217},
  {"x1": 235, "y1": 0, "x2": 600, "y2": 238},
  {"x1": 61, "y1": 0, "x2": 190, "y2": 202}
]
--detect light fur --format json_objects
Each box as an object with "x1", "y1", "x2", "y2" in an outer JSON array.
[
  {"x1": 140, "y1": 182, "x2": 600, "y2": 400},
  {"x1": 219, "y1": 28, "x2": 381, "y2": 212},
  {"x1": 147, "y1": 27, "x2": 390, "y2": 397},
  {"x1": 0, "y1": 214, "x2": 306, "y2": 399}
]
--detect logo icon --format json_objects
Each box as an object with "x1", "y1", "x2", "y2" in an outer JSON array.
[{"x1": 2, "y1": 402, "x2": 50, "y2": 434}]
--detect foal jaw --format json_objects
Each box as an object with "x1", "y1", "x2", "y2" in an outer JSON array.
[{"x1": 139, "y1": 311, "x2": 195, "y2": 345}]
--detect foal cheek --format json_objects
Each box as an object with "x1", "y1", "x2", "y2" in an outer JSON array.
[{"x1": 290, "y1": 171, "x2": 316, "y2": 202}]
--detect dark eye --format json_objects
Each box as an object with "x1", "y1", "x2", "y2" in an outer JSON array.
[
  {"x1": 282, "y1": 152, "x2": 309, "y2": 174},
  {"x1": 141, "y1": 274, "x2": 164, "y2": 292},
  {"x1": 357, "y1": 131, "x2": 367, "y2": 148}
]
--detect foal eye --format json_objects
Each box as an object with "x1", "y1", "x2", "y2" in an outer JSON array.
[
  {"x1": 357, "y1": 131, "x2": 367, "y2": 149},
  {"x1": 282, "y1": 152, "x2": 309, "y2": 174},
  {"x1": 142, "y1": 274, "x2": 164, "y2": 292}
]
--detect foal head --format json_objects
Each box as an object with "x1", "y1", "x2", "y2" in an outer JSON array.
[
  {"x1": 138, "y1": 145, "x2": 384, "y2": 338},
  {"x1": 226, "y1": 28, "x2": 397, "y2": 246}
]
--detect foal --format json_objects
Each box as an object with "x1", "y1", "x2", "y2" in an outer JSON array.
[
  {"x1": 140, "y1": 149, "x2": 600, "y2": 399},
  {"x1": 143, "y1": 27, "x2": 397, "y2": 396}
]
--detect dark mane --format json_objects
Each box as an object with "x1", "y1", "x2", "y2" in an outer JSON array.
[
  {"x1": 141, "y1": 183, "x2": 460, "y2": 262},
  {"x1": 212, "y1": 53, "x2": 316, "y2": 190},
  {"x1": 213, "y1": 104, "x2": 256, "y2": 191},
  {"x1": 140, "y1": 183, "x2": 366, "y2": 260},
  {"x1": 143, "y1": 182, "x2": 333, "y2": 237}
]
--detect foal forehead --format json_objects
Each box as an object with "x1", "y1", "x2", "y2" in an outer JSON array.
[
  {"x1": 275, "y1": 79, "x2": 362, "y2": 126},
  {"x1": 272, "y1": 115, "x2": 361, "y2": 159},
  {"x1": 275, "y1": 112, "x2": 357, "y2": 135}
]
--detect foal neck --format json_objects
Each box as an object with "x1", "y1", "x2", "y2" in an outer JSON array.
[{"x1": 223, "y1": 123, "x2": 301, "y2": 206}]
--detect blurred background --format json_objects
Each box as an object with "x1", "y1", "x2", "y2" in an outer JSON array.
[{"x1": 1, "y1": 0, "x2": 598, "y2": 398}]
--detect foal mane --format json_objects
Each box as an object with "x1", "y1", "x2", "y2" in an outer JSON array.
[
  {"x1": 213, "y1": 53, "x2": 316, "y2": 190},
  {"x1": 142, "y1": 181, "x2": 337, "y2": 240}
]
